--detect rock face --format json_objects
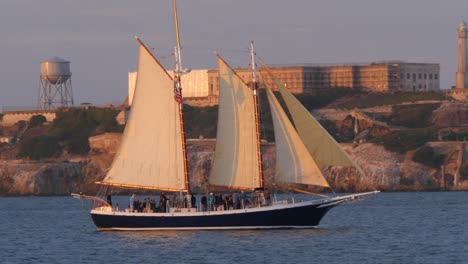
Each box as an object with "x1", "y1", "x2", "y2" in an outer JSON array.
[
  {"x1": 0, "y1": 161, "x2": 83, "y2": 195},
  {"x1": 432, "y1": 102, "x2": 468, "y2": 127},
  {"x1": 1, "y1": 133, "x2": 467, "y2": 196}
]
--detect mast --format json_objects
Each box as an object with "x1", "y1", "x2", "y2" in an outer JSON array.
[
  {"x1": 250, "y1": 41, "x2": 265, "y2": 189},
  {"x1": 173, "y1": 0, "x2": 191, "y2": 195}
]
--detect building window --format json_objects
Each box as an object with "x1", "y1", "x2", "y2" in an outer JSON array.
[
  {"x1": 418, "y1": 73, "x2": 422, "y2": 79},
  {"x1": 435, "y1": 74, "x2": 438, "y2": 80},
  {"x1": 429, "y1": 74, "x2": 432, "y2": 79},
  {"x1": 407, "y1": 73, "x2": 410, "y2": 79},
  {"x1": 424, "y1": 73, "x2": 427, "y2": 79},
  {"x1": 413, "y1": 73, "x2": 416, "y2": 79}
]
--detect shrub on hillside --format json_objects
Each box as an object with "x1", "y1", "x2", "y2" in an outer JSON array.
[
  {"x1": 329, "y1": 91, "x2": 446, "y2": 109},
  {"x1": 48, "y1": 108, "x2": 119, "y2": 155},
  {"x1": 29, "y1": 115, "x2": 47, "y2": 128},
  {"x1": 372, "y1": 129, "x2": 436, "y2": 153},
  {"x1": 412, "y1": 145, "x2": 445, "y2": 168},
  {"x1": 184, "y1": 105, "x2": 219, "y2": 139},
  {"x1": 18, "y1": 135, "x2": 61, "y2": 160},
  {"x1": 296, "y1": 87, "x2": 361, "y2": 109},
  {"x1": 389, "y1": 103, "x2": 440, "y2": 128}
]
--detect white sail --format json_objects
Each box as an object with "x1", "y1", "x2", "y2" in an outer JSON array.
[
  {"x1": 209, "y1": 56, "x2": 261, "y2": 190},
  {"x1": 261, "y1": 63, "x2": 365, "y2": 176},
  {"x1": 98, "y1": 41, "x2": 186, "y2": 191},
  {"x1": 265, "y1": 84, "x2": 330, "y2": 188}
]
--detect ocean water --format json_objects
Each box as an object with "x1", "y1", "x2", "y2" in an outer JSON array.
[{"x1": 0, "y1": 192, "x2": 466, "y2": 264}]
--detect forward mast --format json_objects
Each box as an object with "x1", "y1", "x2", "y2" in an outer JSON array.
[
  {"x1": 250, "y1": 41, "x2": 265, "y2": 189},
  {"x1": 173, "y1": 0, "x2": 191, "y2": 195}
]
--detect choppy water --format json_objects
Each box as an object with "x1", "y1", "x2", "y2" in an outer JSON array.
[{"x1": 0, "y1": 192, "x2": 466, "y2": 264}]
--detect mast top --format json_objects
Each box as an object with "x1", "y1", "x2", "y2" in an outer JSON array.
[{"x1": 250, "y1": 41, "x2": 258, "y2": 85}]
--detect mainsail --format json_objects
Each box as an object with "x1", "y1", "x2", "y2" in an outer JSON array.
[
  {"x1": 97, "y1": 39, "x2": 186, "y2": 191},
  {"x1": 209, "y1": 55, "x2": 261, "y2": 190},
  {"x1": 260, "y1": 62, "x2": 365, "y2": 176},
  {"x1": 264, "y1": 83, "x2": 330, "y2": 187}
]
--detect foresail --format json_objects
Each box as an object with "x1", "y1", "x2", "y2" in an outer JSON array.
[
  {"x1": 265, "y1": 84, "x2": 330, "y2": 187},
  {"x1": 261, "y1": 62, "x2": 365, "y2": 176},
  {"x1": 97, "y1": 40, "x2": 186, "y2": 191},
  {"x1": 209, "y1": 56, "x2": 261, "y2": 190}
]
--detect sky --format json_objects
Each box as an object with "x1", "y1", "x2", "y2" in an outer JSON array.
[{"x1": 0, "y1": 0, "x2": 467, "y2": 110}]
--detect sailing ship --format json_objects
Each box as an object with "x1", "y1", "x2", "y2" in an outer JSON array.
[{"x1": 72, "y1": 1, "x2": 378, "y2": 231}]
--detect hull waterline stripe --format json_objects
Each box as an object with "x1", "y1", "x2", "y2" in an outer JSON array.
[{"x1": 97, "y1": 225, "x2": 319, "y2": 231}]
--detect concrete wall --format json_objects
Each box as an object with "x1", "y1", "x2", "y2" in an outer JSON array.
[{"x1": 1, "y1": 111, "x2": 56, "y2": 126}]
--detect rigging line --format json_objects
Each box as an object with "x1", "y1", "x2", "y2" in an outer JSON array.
[
  {"x1": 183, "y1": 46, "x2": 249, "y2": 54},
  {"x1": 257, "y1": 73, "x2": 268, "y2": 142}
]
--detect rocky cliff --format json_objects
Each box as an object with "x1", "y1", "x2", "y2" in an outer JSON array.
[{"x1": 1, "y1": 133, "x2": 466, "y2": 196}]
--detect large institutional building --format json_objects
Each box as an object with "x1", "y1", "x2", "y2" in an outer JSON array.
[{"x1": 128, "y1": 61, "x2": 440, "y2": 106}]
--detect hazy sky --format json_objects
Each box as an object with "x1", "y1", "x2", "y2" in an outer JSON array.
[{"x1": 0, "y1": 0, "x2": 467, "y2": 110}]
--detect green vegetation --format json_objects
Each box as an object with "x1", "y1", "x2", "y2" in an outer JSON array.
[
  {"x1": 388, "y1": 103, "x2": 440, "y2": 128},
  {"x1": 18, "y1": 135, "x2": 61, "y2": 160},
  {"x1": 372, "y1": 129, "x2": 436, "y2": 153},
  {"x1": 18, "y1": 107, "x2": 120, "y2": 159},
  {"x1": 0, "y1": 113, "x2": 3, "y2": 121},
  {"x1": 412, "y1": 145, "x2": 445, "y2": 168},
  {"x1": 460, "y1": 164, "x2": 468, "y2": 181},
  {"x1": 328, "y1": 91, "x2": 446, "y2": 109},
  {"x1": 49, "y1": 107, "x2": 120, "y2": 155},
  {"x1": 295, "y1": 87, "x2": 362, "y2": 110},
  {"x1": 29, "y1": 115, "x2": 47, "y2": 128},
  {"x1": 184, "y1": 105, "x2": 219, "y2": 138}
]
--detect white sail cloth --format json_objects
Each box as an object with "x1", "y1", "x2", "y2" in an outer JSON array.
[
  {"x1": 98, "y1": 42, "x2": 186, "y2": 191},
  {"x1": 265, "y1": 84, "x2": 330, "y2": 187},
  {"x1": 261, "y1": 63, "x2": 365, "y2": 176},
  {"x1": 209, "y1": 56, "x2": 261, "y2": 190}
]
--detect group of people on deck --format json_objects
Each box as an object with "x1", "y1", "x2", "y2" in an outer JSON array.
[
  {"x1": 109, "y1": 190, "x2": 270, "y2": 213},
  {"x1": 201, "y1": 191, "x2": 251, "y2": 211}
]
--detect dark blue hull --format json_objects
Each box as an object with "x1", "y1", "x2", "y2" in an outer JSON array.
[{"x1": 91, "y1": 200, "x2": 341, "y2": 230}]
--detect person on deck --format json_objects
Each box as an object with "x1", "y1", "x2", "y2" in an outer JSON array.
[
  {"x1": 106, "y1": 192, "x2": 112, "y2": 206},
  {"x1": 134, "y1": 198, "x2": 141, "y2": 212},
  {"x1": 201, "y1": 195, "x2": 207, "y2": 211},
  {"x1": 130, "y1": 194, "x2": 136, "y2": 211},
  {"x1": 208, "y1": 193, "x2": 216, "y2": 211},
  {"x1": 240, "y1": 191, "x2": 247, "y2": 209},
  {"x1": 159, "y1": 192, "x2": 168, "y2": 213},
  {"x1": 191, "y1": 195, "x2": 196, "y2": 208},
  {"x1": 150, "y1": 198, "x2": 156, "y2": 212},
  {"x1": 232, "y1": 191, "x2": 239, "y2": 209}
]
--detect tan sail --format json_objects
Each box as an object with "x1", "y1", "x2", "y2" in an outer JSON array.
[
  {"x1": 260, "y1": 62, "x2": 365, "y2": 176},
  {"x1": 209, "y1": 55, "x2": 261, "y2": 190},
  {"x1": 97, "y1": 40, "x2": 186, "y2": 191},
  {"x1": 264, "y1": 83, "x2": 329, "y2": 187}
]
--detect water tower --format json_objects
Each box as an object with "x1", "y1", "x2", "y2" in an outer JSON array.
[{"x1": 38, "y1": 56, "x2": 74, "y2": 110}]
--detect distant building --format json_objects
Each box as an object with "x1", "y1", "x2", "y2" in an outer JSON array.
[
  {"x1": 128, "y1": 70, "x2": 218, "y2": 107},
  {"x1": 209, "y1": 61, "x2": 439, "y2": 94},
  {"x1": 127, "y1": 61, "x2": 440, "y2": 107}
]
